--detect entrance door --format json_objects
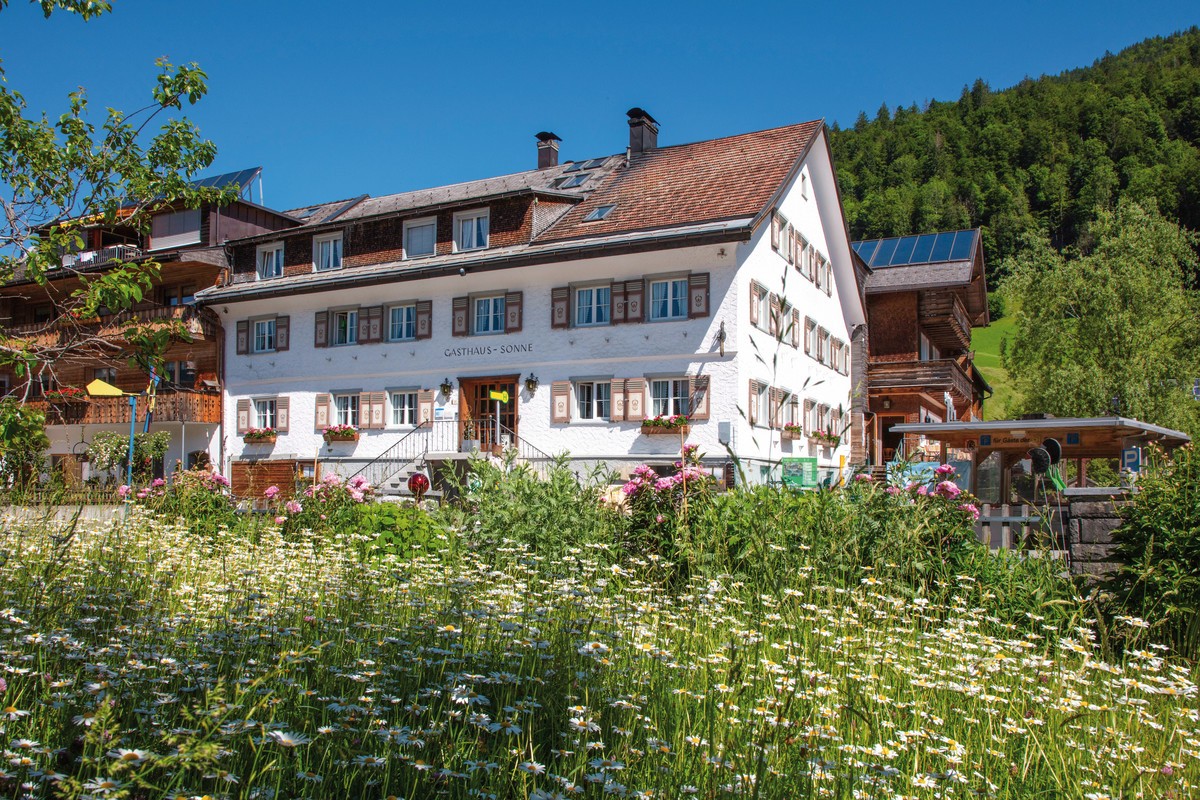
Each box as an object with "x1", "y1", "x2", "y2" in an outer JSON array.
[
  {"x1": 878, "y1": 415, "x2": 907, "y2": 464},
  {"x1": 459, "y1": 376, "x2": 518, "y2": 450}
]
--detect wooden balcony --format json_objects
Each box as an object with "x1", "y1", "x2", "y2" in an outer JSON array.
[
  {"x1": 30, "y1": 391, "x2": 221, "y2": 426},
  {"x1": 3, "y1": 304, "x2": 217, "y2": 343},
  {"x1": 918, "y1": 290, "x2": 972, "y2": 351},
  {"x1": 867, "y1": 358, "x2": 976, "y2": 403}
]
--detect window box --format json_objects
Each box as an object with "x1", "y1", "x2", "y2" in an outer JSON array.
[
  {"x1": 44, "y1": 387, "x2": 87, "y2": 403},
  {"x1": 323, "y1": 425, "x2": 360, "y2": 443},
  {"x1": 782, "y1": 425, "x2": 803, "y2": 441},
  {"x1": 641, "y1": 415, "x2": 689, "y2": 435},
  {"x1": 243, "y1": 428, "x2": 277, "y2": 445},
  {"x1": 811, "y1": 431, "x2": 840, "y2": 447}
]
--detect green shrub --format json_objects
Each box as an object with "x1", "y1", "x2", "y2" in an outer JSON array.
[
  {"x1": 357, "y1": 501, "x2": 448, "y2": 558},
  {"x1": 1108, "y1": 443, "x2": 1200, "y2": 658}
]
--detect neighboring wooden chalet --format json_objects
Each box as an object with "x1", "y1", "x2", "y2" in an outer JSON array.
[
  {"x1": 0, "y1": 169, "x2": 300, "y2": 481},
  {"x1": 850, "y1": 229, "x2": 992, "y2": 470}
]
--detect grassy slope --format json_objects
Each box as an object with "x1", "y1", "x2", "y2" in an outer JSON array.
[{"x1": 972, "y1": 313, "x2": 1019, "y2": 419}]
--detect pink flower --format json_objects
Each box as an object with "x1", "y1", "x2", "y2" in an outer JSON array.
[
  {"x1": 117, "y1": 484, "x2": 131, "y2": 497},
  {"x1": 274, "y1": 516, "x2": 286, "y2": 525},
  {"x1": 319, "y1": 514, "x2": 327, "y2": 521},
  {"x1": 284, "y1": 500, "x2": 302, "y2": 514},
  {"x1": 934, "y1": 463, "x2": 956, "y2": 477},
  {"x1": 0, "y1": 676, "x2": 7, "y2": 693},
  {"x1": 958, "y1": 503, "x2": 980, "y2": 520},
  {"x1": 935, "y1": 480, "x2": 962, "y2": 499},
  {"x1": 151, "y1": 478, "x2": 165, "y2": 487},
  {"x1": 885, "y1": 485, "x2": 901, "y2": 496},
  {"x1": 136, "y1": 489, "x2": 148, "y2": 499},
  {"x1": 916, "y1": 485, "x2": 929, "y2": 496},
  {"x1": 264, "y1": 485, "x2": 280, "y2": 500},
  {"x1": 855, "y1": 473, "x2": 873, "y2": 482},
  {"x1": 655, "y1": 514, "x2": 665, "y2": 524},
  {"x1": 304, "y1": 615, "x2": 316, "y2": 624}
]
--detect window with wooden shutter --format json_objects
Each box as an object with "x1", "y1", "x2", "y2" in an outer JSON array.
[
  {"x1": 749, "y1": 282, "x2": 762, "y2": 327},
  {"x1": 314, "y1": 393, "x2": 331, "y2": 429},
  {"x1": 366, "y1": 391, "x2": 386, "y2": 429},
  {"x1": 790, "y1": 309, "x2": 801, "y2": 348},
  {"x1": 235, "y1": 320, "x2": 249, "y2": 355},
  {"x1": 771, "y1": 212, "x2": 782, "y2": 251},
  {"x1": 769, "y1": 387, "x2": 783, "y2": 429},
  {"x1": 505, "y1": 291, "x2": 523, "y2": 333},
  {"x1": 748, "y1": 380, "x2": 759, "y2": 426},
  {"x1": 768, "y1": 293, "x2": 782, "y2": 336},
  {"x1": 273, "y1": 316, "x2": 290, "y2": 351},
  {"x1": 551, "y1": 381, "x2": 571, "y2": 423},
  {"x1": 624, "y1": 378, "x2": 646, "y2": 421},
  {"x1": 414, "y1": 300, "x2": 432, "y2": 340},
  {"x1": 314, "y1": 311, "x2": 329, "y2": 348},
  {"x1": 452, "y1": 297, "x2": 469, "y2": 336},
  {"x1": 624, "y1": 280, "x2": 644, "y2": 322},
  {"x1": 689, "y1": 375, "x2": 710, "y2": 420},
  {"x1": 551, "y1": 287, "x2": 570, "y2": 329},
  {"x1": 803, "y1": 399, "x2": 816, "y2": 435},
  {"x1": 417, "y1": 389, "x2": 435, "y2": 424},
  {"x1": 236, "y1": 398, "x2": 250, "y2": 434},
  {"x1": 357, "y1": 306, "x2": 382, "y2": 343},
  {"x1": 611, "y1": 282, "x2": 627, "y2": 324},
  {"x1": 688, "y1": 272, "x2": 709, "y2": 319},
  {"x1": 611, "y1": 379, "x2": 627, "y2": 420},
  {"x1": 275, "y1": 396, "x2": 290, "y2": 432}
]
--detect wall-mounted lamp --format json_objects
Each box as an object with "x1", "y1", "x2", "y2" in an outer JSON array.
[
  {"x1": 440, "y1": 378, "x2": 454, "y2": 397},
  {"x1": 881, "y1": 397, "x2": 892, "y2": 410},
  {"x1": 524, "y1": 374, "x2": 540, "y2": 393}
]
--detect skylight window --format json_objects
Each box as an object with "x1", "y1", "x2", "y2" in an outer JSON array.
[
  {"x1": 561, "y1": 162, "x2": 583, "y2": 173},
  {"x1": 583, "y1": 204, "x2": 616, "y2": 222},
  {"x1": 559, "y1": 174, "x2": 590, "y2": 189},
  {"x1": 583, "y1": 157, "x2": 607, "y2": 169}
]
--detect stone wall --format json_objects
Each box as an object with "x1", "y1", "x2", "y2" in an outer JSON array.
[{"x1": 1065, "y1": 488, "x2": 1130, "y2": 579}]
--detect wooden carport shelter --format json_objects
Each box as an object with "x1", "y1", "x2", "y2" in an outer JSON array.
[{"x1": 890, "y1": 416, "x2": 1191, "y2": 502}]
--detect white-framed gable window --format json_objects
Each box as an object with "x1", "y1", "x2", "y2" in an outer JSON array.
[
  {"x1": 650, "y1": 378, "x2": 690, "y2": 417},
  {"x1": 253, "y1": 398, "x2": 277, "y2": 429},
  {"x1": 649, "y1": 278, "x2": 688, "y2": 321},
  {"x1": 454, "y1": 209, "x2": 489, "y2": 252},
  {"x1": 403, "y1": 217, "x2": 436, "y2": 259},
  {"x1": 313, "y1": 232, "x2": 343, "y2": 272},
  {"x1": 576, "y1": 381, "x2": 611, "y2": 421},
  {"x1": 333, "y1": 393, "x2": 359, "y2": 427},
  {"x1": 574, "y1": 285, "x2": 610, "y2": 327},
  {"x1": 473, "y1": 295, "x2": 505, "y2": 335},
  {"x1": 253, "y1": 318, "x2": 276, "y2": 353},
  {"x1": 332, "y1": 309, "x2": 358, "y2": 346},
  {"x1": 390, "y1": 391, "x2": 418, "y2": 427},
  {"x1": 389, "y1": 304, "x2": 416, "y2": 341},
  {"x1": 256, "y1": 242, "x2": 283, "y2": 280}
]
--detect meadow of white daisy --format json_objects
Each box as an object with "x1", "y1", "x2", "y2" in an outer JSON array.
[{"x1": 1, "y1": 494, "x2": 1197, "y2": 800}]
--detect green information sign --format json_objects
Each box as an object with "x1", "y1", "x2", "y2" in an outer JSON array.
[{"x1": 781, "y1": 457, "x2": 819, "y2": 489}]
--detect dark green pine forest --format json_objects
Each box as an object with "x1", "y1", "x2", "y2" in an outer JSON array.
[{"x1": 829, "y1": 27, "x2": 1200, "y2": 288}]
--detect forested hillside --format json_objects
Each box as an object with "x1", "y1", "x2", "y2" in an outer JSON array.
[{"x1": 830, "y1": 27, "x2": 1200, "y2": 285}]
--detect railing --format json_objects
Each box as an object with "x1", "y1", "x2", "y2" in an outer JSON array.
[
  {"x1": 868, "y1": 358, "x2": 975, "y2": 402},
  {"x1": 974, "y1": 503, "x2": 1067, "y2": 551},
  {"x1": 3, "y1": 304, "x2": 216, "y2": 340},
  {"x1": 496, "y1": 422, "x2": 556, "y2": 465},
  {"x1": 60, "y1": 244, "x2": 143, "y2": 269},
  {"x1": 347, "y1": 422, "x2": 434, "y2": 489},
  {"x1": 29, "y1": 391, "x2": 221, "y2": 425},
  {"x1": 918, "y1": 291, "x2": 973, "y2": 351},
  {"x1": 1, "y1": 487, "x2": 123, "y2": 506}
]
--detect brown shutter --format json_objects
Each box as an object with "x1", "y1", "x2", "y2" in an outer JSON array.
[
  {"x1": 365, "y1": 391, "x2": 386, "y2": 429},
  {"x1": 505, "y1": 291, "x2": 523, "y2": 333},
  {"x1": 358, "y1": 393, "x2": 372, "y2": 428},
  {"x1": 791, "y1": 309, "x2": 800, "y2": 348},
  {"x1": 314, "y1": 311, "x2": 328, "y2": 348},
  {"x1": 551, "y1": 381, "x2": 571, "y2": 423},
  {"x1": 688, "y1": 272, "x2": 710, "y2": 319},
  {"x1": 611, "y1": 282, "x2": 627, "y2": 324},
  {"x1": 690, "y1": 375, "x2": 710, "y2": 420},
  {"x1": 415, "y1": 300, "x2": 432, "y2": 340},
  {"x1": 551, "y1": 287, "x2": 570, "y2": 329},
  {"x1": 236, "y1": 398, "x2": 250, "y2": 434},
  {"x1": 357, "y1": 309, "x2": 370, "y2": 344},
  {"x1": 275, "y1": 396, "x2": 290, "y2": 433},
  {"x1": 625, "y1": 280, "x2": 644, "y2": 322},
  {"x1": 235, "y1": 320, "x2": 249, "y2": 355},
  {"x1": 417, "y1": 389, "x2": 435, "y2": 424},
  {"x1": 273, "y1": 315, "x2": 290, "y2": 351},
  {"x1": 452, "y1": 296, "x2": 469, "y2": 336},
  {"x1": 625, "y1": 378, "x2": 646, "y2": 421},
  {"x1": 611, "y1": 379, "x2": 627, "y2": 420},
  {"x1": 362, "y1": 306, "x2": 383, "y2": 343},
  {"x1": 749, "y1": 283, "x2": 762, "y2": 326},
  {"x1": 314, "y1": 393, "x2": 331, "y2": 429},
  {"x1": 804, "y1": 318, "x2": 813, "y2": 355},
  {"x1": 771, "y1": 212, "x2": 781, "y2": 250},
  {"x1": 748, "y1": 380, "x2": 759, "y2": 426},
  {"x1": 768, "y1": 294, "x2": 782, "y2": 336},
  {"x1": 769, "y1": 387, "x2": 782, "y2": 429}
]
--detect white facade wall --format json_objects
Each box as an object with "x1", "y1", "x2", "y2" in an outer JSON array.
[{"x1": 46, "y1": 422, "x2": 219, "y2": 482}]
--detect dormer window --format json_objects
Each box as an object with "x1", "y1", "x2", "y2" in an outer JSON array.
[
  {"x1": 257, "y1": 242, "x2": 284, "y2": 280},
  {"x1": 403, "y1": 217, "x2": 436, "y2": 259},
  {"x1": 313, "y1": 232, "x2": 343, "y2": 272},
  {"x1": 583, "y1": 204, "x2": 616, "y2": 222},
  {"x1": 454, "y1": 209, "x2": 489, "y2": 252}
]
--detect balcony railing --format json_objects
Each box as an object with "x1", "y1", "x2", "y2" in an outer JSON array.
[
  {"x1": 29, "y1": 391, "x2": 221, "y2": 426},
  {"x1": 867, "y1": 358, "x2": 976, "y2": 402},
  {"x1": 918, "y1": 291, "x2": 973, "y2": 351},
  {"x1": 60, "y1": 244, "x2": 143, "y2": 269},
  {"x1": 3, "y1": 304, "x2": 217, "y2": 340}
]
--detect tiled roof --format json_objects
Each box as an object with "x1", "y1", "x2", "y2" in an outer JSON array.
[{"x1": 539, "y1": 120, "x2": 823, "y2": 241}]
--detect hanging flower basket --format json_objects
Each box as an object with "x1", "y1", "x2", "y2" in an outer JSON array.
[
  {"x1": 243, "y1": 428, "x2": 277, "y2": 444},
  {"x1": 323, "y1": 425, "x2": 359, "y2": 443}
]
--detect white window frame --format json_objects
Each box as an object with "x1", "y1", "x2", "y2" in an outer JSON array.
[
  {"x1": 755, "y1": 382, "x2": 769, "y2": 428},
  {"x1": 919, "y1": 333, "x2": 939, "y2": 362},
  {"x1": 252, "y1": 317, "x2": 277, "y2": 353},
  {"x1": 403, "y1": 216, "x2": 437, "y2": 260},
  {"x1": 388, "y1": 303, "x2": 417, "y2": 342},
  {"x1": 650, "y1": 377, "x2": 691, "y2": 417},
  {"x1": 333, "y1": 393, "x2": 360, "y2": 427},
  {"x1": 575, "y1": 380, "x2": 611, "y2": 421},
  {"x1": 648, "y1": 277, "x2": 689, "y2": 322},
  {"x1": 331, "y1": 308, "x2": 358, "y2": 346},
  {"x1": 253, "y1": 398, "x2": 277, "y2": 430},
  {"x1": 753, "y1": 285, "x2": 770, "y2": 333},
  {"x1": 574, "y1": 284, "x2": 611, "y2": 327},
  {"x1": 782, "y1": 392, "x2": 798, "y2": 427},
  {"x1": 256, "y1": 242, "x2": 284, "y2": 280},
  {"x1": 313, "y1": 232, "x2": 344, "y2": 272},
  {"x1": 473, "y1": 294, "x2": 505, "y2": 335},
  {"x1": 453, "y1": 208, "x2": 489, "y2": 252},
  {"x1": 389, "y1": 390, "x2": 418, "y2": 427}
]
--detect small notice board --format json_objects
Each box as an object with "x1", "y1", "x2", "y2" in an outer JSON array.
[{"x1": 781, "y1": 457, "x2": 819, "y2": 489}]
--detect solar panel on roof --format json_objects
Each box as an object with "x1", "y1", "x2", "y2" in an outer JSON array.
[
  {"x1": 854, "y1": 240, "x2": 878, "y2": 263},
  {"x1": 950, "y1": 230, "x2": 975, "y2": 261},
  {"x1": 890, "y1": 235, "x2": 918, "y2": 266},
  {"x1": 871, "y1": 238, "x2": 899, "y2": 267},
  {"x1": 190, "y1": 167, "x2": 261, "y2": 192},
  {"x1": 910, "y1": 233, "x2": 937, "y2": 263},
  {"x1": 928, "y1": 233, "x2": 954, "y2": 262}
]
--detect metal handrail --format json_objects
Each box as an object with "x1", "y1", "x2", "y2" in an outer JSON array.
[
  {"x1": 347, "y1": 422, "x2": 432, "y2": 489},
  {"x1": 496, "y1": 422, "x2": 556, "y2": 463}
]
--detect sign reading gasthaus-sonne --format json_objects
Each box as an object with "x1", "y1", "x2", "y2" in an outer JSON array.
[{"x1": 443, "y1": 343, "x2": 535, "y2": 358}]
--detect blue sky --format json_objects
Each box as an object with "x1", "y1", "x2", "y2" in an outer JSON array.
[{"x1": 4, "y1": 0, "x2": 1196, "y2": 212}]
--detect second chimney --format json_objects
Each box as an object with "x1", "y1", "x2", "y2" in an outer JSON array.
[
  {"x1": 627, "y1": 107, "x2": 659, "y2": 153},
  {"x1": 536, "y1": 131, "x2": 561, "y2": 169}
]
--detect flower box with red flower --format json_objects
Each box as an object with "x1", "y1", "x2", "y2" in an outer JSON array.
[
  {"x1": 243, "y1": 427, "x2": 277, "y2": 445},
  {"x1": 811, "y1": 430, "x2": 841, "y2": 447},
  {"x1": 322, "y1": 424, "x2": 359, "y2": 443},
  {"x1": 640, "y1": 414, "x2": 689, "y2": 435},
  {"x1": 44, "y1": 386, "x2": 87, "y2": 403},
  {"x1": 782, "y1": 424, "x2": 803, "y2": 441}
]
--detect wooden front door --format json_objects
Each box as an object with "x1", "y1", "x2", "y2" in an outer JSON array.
[
  {"x1": 459, "y1": 376, "x2": 518, "y2": 450},
  {"x1": 878, "y1": 415, "x2": 907, "y2": 464}
]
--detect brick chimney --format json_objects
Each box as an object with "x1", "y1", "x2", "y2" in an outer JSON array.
[
  {"x1": 536, "y1": 131, "x2": 561, "y2": 169},
  {"x1": 627, "y1": 107, "x2": 659, "y2": 153}
]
